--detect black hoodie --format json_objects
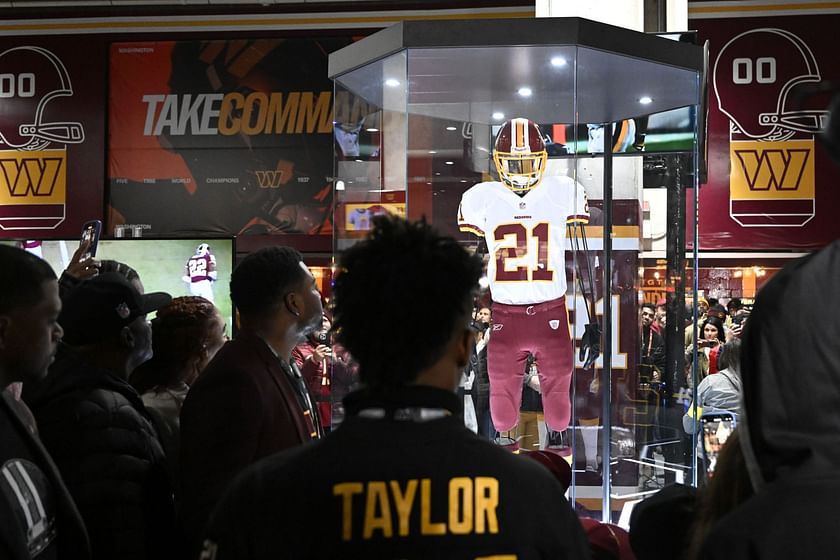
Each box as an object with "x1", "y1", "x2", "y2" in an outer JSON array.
[{"x1": 701, "y1": 239, "x2": 840, "y2": 559}]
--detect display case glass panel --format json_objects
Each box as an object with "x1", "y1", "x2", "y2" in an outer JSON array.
[{"x1": 330, "y1": 17, "x2": 704, "y2": 521}]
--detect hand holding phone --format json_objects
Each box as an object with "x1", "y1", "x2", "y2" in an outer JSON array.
[
  {"x1": 64, "y1": 221, "x2": 102, "y2": 281},
  {"x1": 701, "y1": 412, "x2": 736, "y2": 476},
  {"x1": 80, "y1": 220, "x2": 102, "y2": 260}
]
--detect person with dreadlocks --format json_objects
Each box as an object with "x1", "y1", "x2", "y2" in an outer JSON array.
[{"x1": 200, "y1": 216, "x2": 589, "y2": 559}]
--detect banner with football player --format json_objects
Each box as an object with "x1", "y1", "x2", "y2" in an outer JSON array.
[
  {"x1": 108, "y1": 38, "x2": 359, "y2": 237},
  {"x1": 0, "y1": 39, "x2": 105, "y2": 238},
  {"x1": 695, "y1": 15, "x2": 840, "y2": 250}
]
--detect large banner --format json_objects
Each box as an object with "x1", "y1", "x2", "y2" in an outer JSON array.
[
  {"x1": 108, "y1": 38, "x2": 356, "y2": 236},
  {"x1": 0, "y1": 39, "x2": 105, "y2": 237},
  {"x1": 696, "y1": 16, "x2": 840, "y2": 250}
]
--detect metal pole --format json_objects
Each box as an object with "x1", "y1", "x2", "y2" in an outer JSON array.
[{"x1": 601, "y1": 123, "x2": 614, "y2": 522}]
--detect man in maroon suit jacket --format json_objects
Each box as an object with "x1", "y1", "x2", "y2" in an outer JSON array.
[{"x1": 179, "y1": 246, "x2": 324, "y2": 555}]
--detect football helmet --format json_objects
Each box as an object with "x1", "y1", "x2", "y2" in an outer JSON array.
[
  {"x1": 492, "y1": 118, "x2": 547, "y2": 192},
  {"x1": 0, "y1": 46, "x2": 85, "y2": 151},
  {"x1": 713, "y1": 28, "x2": 829, "y2": 141},
  {"x1": 196, "y1": 243, "x2": 211, "y2": 256}
]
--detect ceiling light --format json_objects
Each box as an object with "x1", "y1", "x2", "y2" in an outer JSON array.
[
  {"x1": 445, "y1": 126, "x2": 457, "y2": 131},
  {"x1": 492, "y1": 112, "x2": 505, "y2": 121},
  {"x1": 518, "y1": 87, "x2": 533, "y2": 97},
  {"x1": 384, "y1": 78, "x2": 400, "y2": 87},
  {"x1": 550, "y1": 57, "x2": 567, "y2": 67},
  {"x1": 639, "y1": 96, "x2": 653, "y2": 104},
  {"x1": 445, "y1": 161, "x2": 454, "y2": 165},
  {"x1": 366, "y1": 128, "x2": 379, "y2": 132}
]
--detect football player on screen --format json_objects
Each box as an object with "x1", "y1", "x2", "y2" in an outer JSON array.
[
  {"x1": 183, "y1": 243, "x2": 217, "y2": 303},
  {"x1": 457, "y1": 118, "x2": 597, "y2": 453}
]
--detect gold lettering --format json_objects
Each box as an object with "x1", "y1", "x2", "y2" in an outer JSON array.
[
  {"x1": 333, "y1": 482, "x2": 363, "y2": 541},
  {"x1": 267, "y1": 92, "x2": 299, "y2": 133},
  {"x1": 241, "y1": 92, "x2": 268, "y2": 135},
  {"x1": 474, "y1": 477, "x2": 499, "y2": 534},
  {"x1": 420, "y1": 478, "x2": 446, "y2": 535},
  {"x1": 448, "y1": 477, "x2": 473, "y2": 534},
  {"x1": 362, "y1": 482, "x2": 393, "y2": 539},
  {"x1": 218, "y1": 93, "x2": 244, "y2": 135},
  {"x1": 333, "y1": 91, "x2": 373, "y2": 127},
  {"x1": 389, "y1": 480, "x2": 417, "y2": 537},
  {"x1": 296, "y1": 91, "x2": 332, "y2": 133}
]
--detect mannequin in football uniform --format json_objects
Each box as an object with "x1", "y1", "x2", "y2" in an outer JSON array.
[
  {"x1": 183, "y1": 243, "x2": 217, "y2": 303},
  {"x1": 457, "y1": 118, "x2": 590, "y2": 452}
]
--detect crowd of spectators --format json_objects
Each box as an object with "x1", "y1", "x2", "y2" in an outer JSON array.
[{"x1": 1, "y1": 221, "x2": 838, "y2": 559}]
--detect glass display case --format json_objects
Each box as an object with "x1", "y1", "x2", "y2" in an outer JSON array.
[{"x1": 329, "y1": 17, "x2": 705, "y2": 522}]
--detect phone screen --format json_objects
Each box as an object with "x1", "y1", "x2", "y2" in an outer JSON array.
[
  {"x1": 702, "y1": 414, "x2": 735, "y2": 475},
  {"x1": 80, "y1": 220, "x2": 101, "y2": 260}
]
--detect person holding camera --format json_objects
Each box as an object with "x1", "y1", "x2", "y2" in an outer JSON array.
[
  {"x1": 688, "y1": 316, "x2": 726, "y2": 380},
  {"x1": 293, "y1": 314, "x2": 335, "y2": 433}
]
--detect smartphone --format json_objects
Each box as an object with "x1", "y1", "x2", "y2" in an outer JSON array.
[
  {"x1": 701, "y1": 412, "x2": 736, "y2": 476},
  {"x1": 80, "y1": 220, "x2": 102, "y2": 260}
]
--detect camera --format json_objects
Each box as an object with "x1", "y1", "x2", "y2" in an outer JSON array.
[
  {"x1": 470, "y1": 319, "x2": 489, "y2": 333},
  {"x1": 315, "y1": 330, "x2": 331, "y2": 346}
]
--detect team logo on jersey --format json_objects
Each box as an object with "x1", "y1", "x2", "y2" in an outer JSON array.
[
  {"x1": 548, "y1": 319, "x2": 560, "y2": 330},
  {"x1": 0, "y1": 46, "x2": 85, "y2": 231},
  {"x1": 713, "y1": 28, "x2": 826, "y2": 227}
]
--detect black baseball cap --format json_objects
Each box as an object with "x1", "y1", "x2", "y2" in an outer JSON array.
[{"x1": 59, "y1": 272, "x2": 171, "y2": 346}]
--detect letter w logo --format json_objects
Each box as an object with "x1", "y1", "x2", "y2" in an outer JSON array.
[
  {"x1": 255, "y1": 170, "x2": 283, "y2": 189},
  {"x1": 734, "y1": 149, "x2": 809, "y2": 191},
  {"x1": 0, "y1": 158, "x2": 62, "y2": 197}
]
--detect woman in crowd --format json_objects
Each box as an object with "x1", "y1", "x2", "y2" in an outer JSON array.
[
  {"x1": 130, "y1": 296, "x2": 227, "y2": 484},
  {"x1": 688, "y1": 316, "x2": 726, "y2": 379}
]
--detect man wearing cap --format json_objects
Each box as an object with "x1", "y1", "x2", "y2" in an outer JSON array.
[
  {"x1": 0, "y1": 245, "x2": 90, "y2": 559},
  {"x1": 27, "y1": 272, "x2": 177, "y2": 560},
  {"x1": 179, "y1": 246, "x2": 324, "y2": 557},
  {"x1": 200, "y1": 217, "x2": 588, "y2": 559}
]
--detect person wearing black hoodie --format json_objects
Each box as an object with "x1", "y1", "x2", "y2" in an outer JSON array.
[
  {"x1": 27, "y1": 273, "x2": 176, "y2": 560},
  {"x1": 699, "y1": 239, "x2": 840, "y2": 559}
]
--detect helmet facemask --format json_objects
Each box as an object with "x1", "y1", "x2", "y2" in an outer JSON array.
[{"x1": 492, "y1": 118, "x2": 548, "y2": 192}]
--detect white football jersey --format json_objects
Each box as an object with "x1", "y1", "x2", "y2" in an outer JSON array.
[{"x1": 457, "y1": 176, "x2": 589, "y2": 305}]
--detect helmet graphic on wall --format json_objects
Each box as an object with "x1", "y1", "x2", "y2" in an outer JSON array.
[
  {"x1": 492, "y1": 118, "x2": 548, "y2": 192},
  {"x1": 196, "y1": 243, "x2": 211, "y2": 256},
  {"x1": 713, "y1": 28, "x2": 829, "y2": 141},
  {"x1": 0, "y1": 46, "x2": 85, "y2": 151}
]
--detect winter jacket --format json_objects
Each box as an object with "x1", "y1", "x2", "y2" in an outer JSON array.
[{"x1": 28, "y1": 352, "x2": 177, "y2": 560}]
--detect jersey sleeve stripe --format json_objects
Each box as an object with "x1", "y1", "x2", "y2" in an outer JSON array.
[{"x1": 459, "y1": 223, "x2": 484, "y2": 236}]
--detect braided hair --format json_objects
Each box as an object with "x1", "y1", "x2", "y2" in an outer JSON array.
[{"x1": 130, "y1": 296, "x2": 219, "y2": 394}]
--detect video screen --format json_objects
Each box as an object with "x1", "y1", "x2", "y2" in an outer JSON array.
[{"x1": 4, "y1": 238, "x2": 234, "y2": 333}]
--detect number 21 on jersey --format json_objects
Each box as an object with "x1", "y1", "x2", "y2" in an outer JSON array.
[{"x1": 494, "y1": 222, "x2": 553, "y2": 282}]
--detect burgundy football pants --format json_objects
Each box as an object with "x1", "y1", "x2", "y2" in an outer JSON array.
[{"x1": 488, "y1": 297, "x2": 574, "y2": 432}]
